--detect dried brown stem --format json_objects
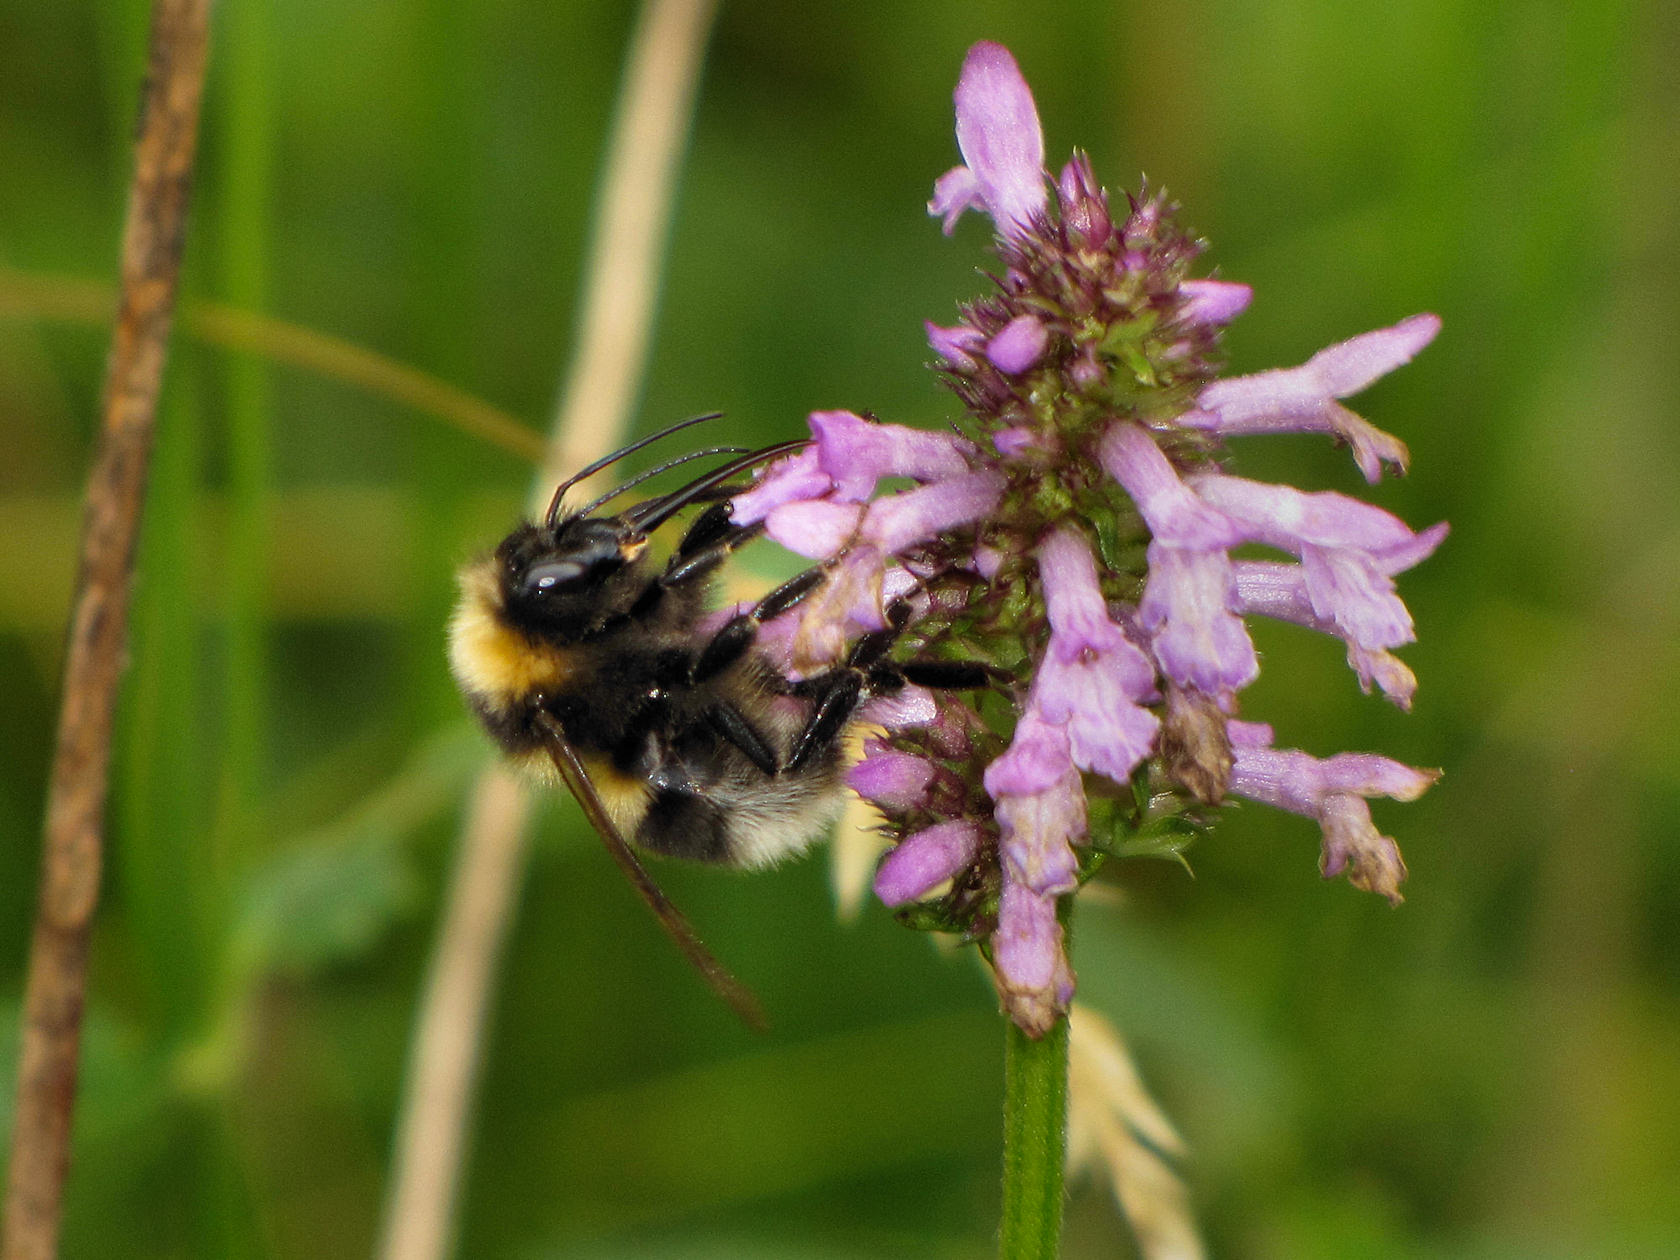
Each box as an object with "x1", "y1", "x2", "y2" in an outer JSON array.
[{"x1": 1, "y1": 3, "x2": 213, "y2": 1258}]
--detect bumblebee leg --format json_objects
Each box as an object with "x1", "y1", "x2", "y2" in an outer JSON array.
[
  {"x1": 846, "y1": 595, "x2": 1006, "y2": 689},
  {"x1": 703, "y1": 701, "x2": 780, "y2": 776},
  {"x1": 783, "y1": 669, "x2": 865, "y2": 774},
  {"x1": 675, "y1": 501, "x2": 752, "y2": 559},
  {"x1": 896, "y1": 659, "x2": 1000, "y2": 689},
  {"x1": 661, "y1": 511, "x2": 766, "y2": 588},
  {"x1": 634, "y1": 509, "x2": 766, "y2": 623},
  {"x1": 691, "y1": 565, "x2": 828, "y2": 682},
  {"x1": 529, "y1": 711, "x2": 765, "y2": 1028}
]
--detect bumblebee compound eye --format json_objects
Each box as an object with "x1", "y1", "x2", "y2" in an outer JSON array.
[{"x1": 520, "y1": 559, "x2": 589, "y2": 596}]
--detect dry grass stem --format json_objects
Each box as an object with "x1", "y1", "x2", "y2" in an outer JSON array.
[
  {"x1": 376, "y1": 2, "x2": 721, "y2": 1258},
  {"x1": 0, "y1": 269, "x2": 545, "y2": 462}
]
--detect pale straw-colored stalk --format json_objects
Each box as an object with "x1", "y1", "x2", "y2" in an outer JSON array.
[{"x1": 375, "y1": 2, "x2": 719, "y2": 1257}]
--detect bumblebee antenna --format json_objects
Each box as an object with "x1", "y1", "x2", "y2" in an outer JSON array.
[
  {"x1": 533, "y1": 711, "x2": 769, "y2": 1031},
  {"x1": 625, "y1": 439, "x2": 809, "y2": 534},
  {"x1": 545, "y1": 411, "x2": 726, "y2": 527},
  {"x1": 576, "y1": 445, "x2": 752, "y2": 519}
]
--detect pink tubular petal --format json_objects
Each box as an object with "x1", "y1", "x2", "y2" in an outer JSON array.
[
  {"x1": 1232, "y1": 560, "x2": 1422, "y2": 708},
  {"x1": 1231, "y1": 559, "x2": 1312, "y2": 623},
  {"x1": 1318, "y1": 753, "x2": 1441, "y2": 802},
  {"x1": 1308, "y1": 313, "x2": 1442, "y2": 397},
  {"x1": 1226, "y1": 719, "x2": 1274, "y2": 750},
  {"x1": 926, "y1": 320, "x2": 985, "y2": 368},
  {"x1": 1348, "y1": 644, "x2": 1418, "y2": 711},
  {"x1": 1191, "y1": 476, "x2": 1442, "y2": 661},
  {"x1": 859, "y1": 684, "x2": 938, "y2": 729},
  {"x1": 862, "y1": 469, "x2": 1005, "y2": 554},
  {"x1": 729, "y1": 447, "x2": 831, "y2": 526},
  {"x1": 1331, "y1": 406, "x2": 1413, "y2": 485},
  {"x1": 1099, "y1": 423, "x2": 1244, "y2": 549},
  {"x1": 994, "y1": 782, "x2": 1083, "y2": 893},
  {"x1": 879, "y1": 564, "x2": 923, "y2": 609},
  {"x1": 1039, "y1": 529, "x2": 1135, "y2": 661},
  {"x1": 986, "y1": 313, "x2": 1050, "y2": 374},
  {"x1": 951, "y1": 42, "x2": 1047, "y2": 238},
  {"x1": 873, "y1": 820, "x2": 982, "y2": 906},
  {"x1": 993, "y1": 882, "x2": 1076, "y2": 1037},
  {"x1": 1139, "y1": 543, "x2": 1259, "y2": 695},
  {"x1": 1186, "y1": 314, "x2": 1439, "y2": 483},
  {"x1": 790, "y1": 560, "x2": 879, "y2": 670},
  {"x1": 811, "y1": 410, "x2": 974, "y2": 501},
  {"x1": 929, "y1": 165, "x2": 985, "y2": 234},
  {"x1": 763, "y1": 498, "x2": 863, "y2": 559},
  {"x1": 1179, "y1": 279, "x2": 1253, "y2": 326},
  {"x1": 1301, "y1": 546, "x2": 1415, "y2": 648},
  {"x1": 983, "y1": 708, "x2": 1075, "y2": 798},
  {"x1": 1226, "y1": 722, "x2": 1434, "y2": 906},
  {"x1": 1376, "y1": 520, "x2": 1451, "y2": 574},
  {"x1": 1190, "y1": 473, "x2": 1420, "y2": 554},
  {"x1": 846, "y1": 745, "x2": 936, "y2": 811},
  {"x1": 1037, "y1": 650, "x2": 1160, "y2": 783},
  {"x1": 1229, "y1": 742, "x2": 1440, "y2": 817},
  {"x1": 1319, "y1": 797, "x2": 1409, "y2": 905},
  {"x1": 814, "y1": 544, "x2": 891, "y2": 631},
  {"x1": 986, "y1": 702, "x2": 1085, "y2": 897},
  {"x1": 1033, "y1": 528, "x2": 1162, "y2": 781}
]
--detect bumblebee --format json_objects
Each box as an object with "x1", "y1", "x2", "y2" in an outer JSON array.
[{"x1": 449, "y1": 416, "x2": 985, "y2": 1022}]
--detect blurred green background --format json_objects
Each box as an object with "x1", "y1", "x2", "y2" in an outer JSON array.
[{"x1": 3, "y1": 0, "x2": 1678, "y2": 1256}]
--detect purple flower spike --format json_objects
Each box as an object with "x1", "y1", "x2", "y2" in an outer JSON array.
[
  {"x1": 1181, "y1": 314, "x2": 1440, "y2": 483},
  {"x1": 874, "y1": 820, "x2": 982, "y2": 906},
  {"x1": 1227, "y1": 722, "x2": 1441, "y2": 904},
  {"x1": 986, "y1": 313, "x2": 1051, "y2": 374},
  {"x1": 993, "y1": 881, "x2": 1076, "y2": 1037},
  {"x1": 1033, "y1": 527, "x2": 1161, "y2": 784},
  {"x1": 929, "y1": 42, "x2": 1047, "y2": 238},
  {"x1": 723, "y1": 43, "x2": 1444, "y2": 1041}
]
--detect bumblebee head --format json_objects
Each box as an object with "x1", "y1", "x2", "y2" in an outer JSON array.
[{"x1": 494, "y1": 514, "x2": 652, "y2": 643}]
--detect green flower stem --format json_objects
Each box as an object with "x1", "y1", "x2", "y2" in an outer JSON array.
[{"x1": 999, "y1": 999, "x2": 1070, "y2": 1258}]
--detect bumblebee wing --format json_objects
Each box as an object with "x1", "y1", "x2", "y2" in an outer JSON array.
[{"x1": 533, "y1": 711, "x2": 767, "y2": 1031}]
